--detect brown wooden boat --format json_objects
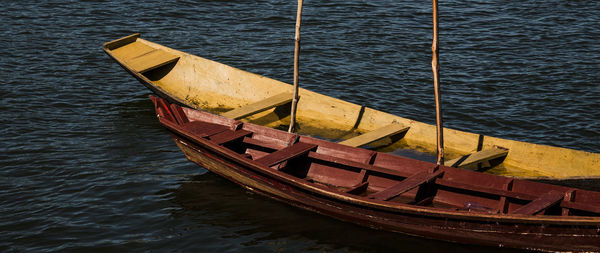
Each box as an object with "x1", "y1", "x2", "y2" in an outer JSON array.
[{"x1": 150, "y1": 95, "x2": 600, "y2": 252}]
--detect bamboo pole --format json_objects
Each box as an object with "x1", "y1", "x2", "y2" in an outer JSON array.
[
  {"x1": 432, "y1": 0, "x2": 444, "y2": 165},
  {"x1": 288, "y1": 0, "x2": 303, "y2": 133}
]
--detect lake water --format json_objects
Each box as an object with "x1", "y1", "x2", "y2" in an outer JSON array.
[{"x1": 1, "y1": 1, "x2": 598, "y2": 252}]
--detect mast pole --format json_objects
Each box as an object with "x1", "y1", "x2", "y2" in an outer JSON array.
[
  {"x1": 288, "y1": 0, "x2": 303, "y2": 133},
  {"x1": 432, "y1": 0, "x2": 444, "y2": 165}
]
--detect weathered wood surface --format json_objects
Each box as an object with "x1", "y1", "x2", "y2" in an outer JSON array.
[
  {"x1": 511, "y1": 190, "x2": 564, "y2": 215},
  {"x1": 560, "y1": 198, "x2": 600, "y2": 214},
  {"x1": 209, "y1": 129, "x2": 252, "y2": 145},
  {"x1": 104, "y1": 34, "x2": 600, "y2": 179},
  {"x1": 103, "y1": 33, "x2": 140, "y2": 50},
  {"x1": 444, "y1": 148, "x2": 509, "y2": 168},
  {"x1": 255, "y1": 142, "x2": 316, "y2": 167},
  {"x1": 435, "y1": 178, "x2": 536, "y2": 201},
  {"x1": 370, "y1": 170, "x2": 443, "y2": 201},
  {"x1": 431, "y1": 0, "x2": 444, "y2": 165},
  {"x1": 242, "y1": 136, "x2": 285, "y2": 151},
  {"x1": 152, "y1": 96, "x2": 600, "y2": 252},
  {"x1": 307, "y1": 151, "x2": 411, "y2": 178},
  {"x1": 181, "y1": 121, "x2": 229, "y2": 138},
  {"x1": 339, "y1": 123, "x2": 409, "y2": 147},
  {"x1": 109, "y1": 40, "x2": 179, "y2": 73},
  {"x1": 126, "y1": 49, "x2": 179, "y2": 73},
  {"x1": 288, "y1": 0, "x2": 303, "y2": 133},
  {"x1": 222, "y1": 92, "x2": 293, "y2": 120},
  {"x1": 345, "y1": 181, "x2": 369, "y2": 194}
]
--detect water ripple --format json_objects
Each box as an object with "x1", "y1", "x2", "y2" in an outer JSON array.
[{"x1": 1, "y1": 0, "x2": 598, "y2": 252}]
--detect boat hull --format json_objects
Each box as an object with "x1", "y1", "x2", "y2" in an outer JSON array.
[
  {"x1": 170, "y1": 134, "x2": 600, "y2": 252},
  {"x1": 103, "y1": 34, "x2": 600, "y2": 179}
]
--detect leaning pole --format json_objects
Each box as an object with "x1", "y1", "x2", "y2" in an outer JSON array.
[
  {"x1": 288, "y1": 0, "x2": 303, "y2": 133},
  {"x1": 431, "y1": 0, "x2": 444, "y2": 165}
]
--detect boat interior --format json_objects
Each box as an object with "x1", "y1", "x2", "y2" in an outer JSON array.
[
  {"x1": 153, "y1": 96, "x2": 600, "y2": 218},
  {"x1": 103, "y1": 34, "x2": 600, "y2": 179}
]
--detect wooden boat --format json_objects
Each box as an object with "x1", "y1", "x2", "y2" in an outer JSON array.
[
  {"x1": 150, "y1": 95, "x2": 600, "y2": 251},
  {"x1": 103, "y1": 33, "x2": 599, "y2": 179}
]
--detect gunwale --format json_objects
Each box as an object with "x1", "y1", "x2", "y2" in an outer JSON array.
[{"x1": 103, "y1": 33, "x2": 600, "y2": 179}]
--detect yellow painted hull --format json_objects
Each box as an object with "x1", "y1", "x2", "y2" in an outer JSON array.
[{"x1": 103, "y1": 34, "x2": 599, "y2": 179}]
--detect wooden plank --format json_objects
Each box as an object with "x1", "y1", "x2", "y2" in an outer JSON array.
[
  {"x1": 242, "y1": 137, "x2": 286, "y2": 151},
  {"x1": 339, "y1": 123, "x2": 409, "y2": 147},
  {"x1": 221, "y1": 92, "x2": 293, "y2": 120},
  {"x1": 110, "y1": 41, "x2": 155, "y2": 60},
  {"x1": 511, "y1": 190, "x2": 564, "y2": 215},
  {"x1": 307, "y1": 151, "x2": 412, "y2": 178},
  {"x1": 369, "y1": 170, "x2": 443, "y2": 201},
  {"x1": 170, "y1": 104, "x2": 189, "y2": 125},
  {"x1": 209, "y1": 130, "x2": 253, "y2": 145},
  {"x1": 436, "y1": 179, "x2": 594, "y2": 215},
  {"x1": 125, "y1": 49, "x2": 180, "y2": 73},
  {"x1": 255, "y1": 142, "x2": 317, "y2": 167},
  {"x1": 497, "y1": 178, "x2": 514, "y2": 214},
  {"x1": 444, "y1": 148, "x2": 508, "y2": 168},
  {"x1": 345, "y1": 181, "x2": 369, "y2": 195},
  {"x1": 181, "y1": 121, "x2": 229, "y2": 138},
  {"x1": 103, "y1": 33, "x2": 140, "y2": 50},
  {"x1": 561, "y1": 189, "x2": 575, "y2": 216},
  {"x1": 436, "y1": 178, "x2": 537, "y2": 201},
  {"x1": 560, "y1": 199, "x2": 600, "y2": 214},
  {"x1": 355, "y1": 168, "x2": 368, "y2": 185},
  {"x1": 306, "y1": 151, "x2": 553, "y2": 205}
]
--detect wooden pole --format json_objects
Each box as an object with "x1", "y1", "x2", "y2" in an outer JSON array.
[
  {"x1": 288, "y1": 0, "x2": 303, "y2": 133},
  {"x1": 432, "y1": 0, "x2": 444, "y2": 165}
]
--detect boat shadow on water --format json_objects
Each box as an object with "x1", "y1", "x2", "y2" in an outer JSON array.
[{"x1": 170, "y1": 172, "x2": 524, "y2": 253}]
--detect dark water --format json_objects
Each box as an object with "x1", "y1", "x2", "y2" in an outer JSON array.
[{"x1": 1, "y1": 1, "x2": 598, "y2": 252}]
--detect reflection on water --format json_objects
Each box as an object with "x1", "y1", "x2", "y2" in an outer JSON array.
[{"x1": 171, "y1": 173, "x2": 523, "y2": 253}]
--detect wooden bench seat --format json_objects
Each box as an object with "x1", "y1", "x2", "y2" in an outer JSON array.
[
  {"x1": 221, "y1": 92, "x2": 293, "y2": 120},
  {"x1": 125, "y1": 48, "x2": 179, "y2": 73},
  {"x1": 209, "y1": 129, "x2": 253, "y2": 145},
  {"x1": 339, "y1": 123, "x2": 409, "y2": 147},
  {"x1": 369, "y1": 170, "x2": 444, "y2": 201},
  {"x1": 181, "y1": 121, "x2": 229, "y2": 138},
  {"x1": 444, "y1": 148, "x2": 509, "y2": 169},
  {"x1": 511, "y1": 190, "x2": 564, "y2": 215},
  {"x1": 307, "y1": 151, "x2": 412, "y2": 178},
  {"x1": 436, "y1": 178, "x2": 537, "y2": 202},
  {"x1": 255, "y1": 142, "x2": 317, "y2": 167},
  {"x1": 243, "y1": 140, "x2": 598, "y2": 215},
  {"x1": 426, "y1": 179, "x2": 598, "y2": 215},
  {"x1": 242, "y1": 137, "x2": 286, "y2": 151}
]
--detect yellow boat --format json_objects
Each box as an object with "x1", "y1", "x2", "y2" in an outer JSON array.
[{"x1": 103, "y1": 33, "x2": 599, "y2": 179}]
